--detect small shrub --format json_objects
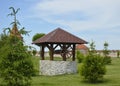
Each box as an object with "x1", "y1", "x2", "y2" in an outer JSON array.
[
  {"x1": 79, "y1": 41, "x2": 106, "y2": 83},
  {"x1": 76, "y1": 50, "x2": 84, "y2": 63},
  {"x1": 117, "y1": 51, "x2": 120, "y2": 58},
  {"x1": 80, "y1": 54, "x2": 106, "y2": 83},
  {"x1": 32, "y1": 49, "x2": 37, "y2": 56},
  {"x1": 103, "y1": 42, "x2": 111, "y2": 64},
  {"x1": 103, "y1": 56, "x2": 112, "y2": 64}
]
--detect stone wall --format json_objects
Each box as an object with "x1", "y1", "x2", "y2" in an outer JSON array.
[{"x1": 40, "y1": 60, "x2": 77, "y2": 76}]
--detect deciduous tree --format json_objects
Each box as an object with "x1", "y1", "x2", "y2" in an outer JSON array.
[{"x1": 32, "y1": 33, "x2": 45, "y2": 42}]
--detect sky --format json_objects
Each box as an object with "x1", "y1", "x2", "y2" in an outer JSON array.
[{"x1": 0, "y1": 0, "x2": 120, "y2": 50}]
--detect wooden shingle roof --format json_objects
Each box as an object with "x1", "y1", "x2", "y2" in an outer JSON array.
[{"x1": 33, "y1": 28, "x2": 87, "y2": 44}]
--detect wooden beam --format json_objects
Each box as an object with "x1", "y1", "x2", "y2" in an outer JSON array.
[
  {"x1": 72, "y1": 44, "x2": 76, "y2": 61},
  {"x1": 53, "y1": 44, "x2": 59, "y2": 50},
  {"x1": 47, "y1": 44, "x2": 54, "y2": 60},
  {"x1": 66, "y1": 44, "x2": 71, "y2": 49},
  {"x1": 41, "y1": 44, "x2": 45, "y2": 60},
  {"x1": 62, "y1": 44, "x2": 67, "y2": 61}
]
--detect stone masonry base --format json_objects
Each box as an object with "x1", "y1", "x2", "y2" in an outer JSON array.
[{"x1": 40, "y1": 60, "x2": 77, "y2": 76}]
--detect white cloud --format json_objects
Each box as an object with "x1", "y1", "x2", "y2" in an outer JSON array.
[{"x1": 32, "y1": 0, "x2": 120, "y2": 31}]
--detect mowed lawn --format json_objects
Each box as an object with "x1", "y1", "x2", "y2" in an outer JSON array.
[{"x1": 32, "y1": 57, "x2": 120, "y2": 86}]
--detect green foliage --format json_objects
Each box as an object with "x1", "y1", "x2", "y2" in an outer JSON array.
[
  {"x1": 80, "y1": 54, "x2": 106, "y2": 83},
  {"x1": 0, "y1": 36, "x2": 35, "y2": 86},
  {"x1": 103, "y1": 56, "x2": 112, "y2": 64},
  {"x1": 23, "y1": 57, "x2": 120, "y2": 86},
  {"x1": 103, "y1": 42, "x2": 109, "y2": 57},
  {"x1": 3, "y1": 7, "x2": 30, "y2": 37},
  {"x1": 103, "y1": 42, "x2": 111, "y2": 64},
  {"x1": 32, "y1": 33, "x2": 45, "y2": 57},
  {"x1": 0, "y1": 7, "x2": 34, "y2": 86},
  {"x1": 76, "y1": 50, "x2": 84, "y2": 63},
  {"x1": 8, "y1": 7, "x2": 20, "y2": 25},
  {"x1": 79, "y1": 42, "x2": 106, "y2": 83},
  {"x1": 117, "y1": 50, "x2": 120, "y2": 58},
  {"x1": 27, "y1": 46, "x2": 37, "y2": 56},
  {"x1": 19, "y1": 27, "x2": 31, "y2": 36},
  {"x1": 0, "y1": 34, "x2": 8, "y2": 48},
  {"x1": 32, "y1": 33, "x2": 45, "y2": 41},
  {"x1": 89, "y1": 41, "x2": 96, "y2": 54},
  {"x1": 32, "y1": 50, "x2": 37, "y2": 56}
]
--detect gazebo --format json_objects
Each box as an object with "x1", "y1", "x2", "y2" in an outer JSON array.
[{"x1": 33, "y1": 28, "x2": 87, "y2": 75}]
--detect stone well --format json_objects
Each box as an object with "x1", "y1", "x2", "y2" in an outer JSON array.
[{"x1": 40, "y1": 60, "x2": 77, "y2": 76}]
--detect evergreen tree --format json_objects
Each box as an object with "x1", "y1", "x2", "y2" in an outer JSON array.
[
  {"x1": 80, "y1": 42, "x2": 106, "y2": 83},
  {"x1": 0, "y1": 7, "x2": 34, "y2": 86}
]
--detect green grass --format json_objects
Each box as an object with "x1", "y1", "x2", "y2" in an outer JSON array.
[
  {"x1": 32, "y1": 56, "x2": 40, "y2": 75},
  {"x1": 0, "y1": 57, "x2": 120, "y2": 86},
  {"x1": 31, "y1": 57, "x2": 120, "y2": 86}
]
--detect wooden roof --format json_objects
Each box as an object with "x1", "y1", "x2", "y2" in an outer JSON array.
[{"x1": 33, "y1": 28, "x2": 87, "y2": 45}]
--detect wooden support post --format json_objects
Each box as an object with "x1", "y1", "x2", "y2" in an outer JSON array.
[
  {"x1": 49, "y1": 44, "x2": 54, "y2": 60},
  {"x1": 41, "y1": 45, "x2": 45, "y2": 60},
  {"x1": 62, "y1": 44, "x2": 66, "y2": 61},
  {"x1": 72, "y1": 44, "x2": 76, "y2": 61},
  {"x1": 50, "y1": 50, "x2": 54, "y2": 60}
]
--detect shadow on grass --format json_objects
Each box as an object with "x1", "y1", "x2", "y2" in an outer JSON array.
[
  {"x1": 80, "y1": 78, "x2": 110, "y2": 85},
  {"x1": 39, "y1": 82, "x2": 55, "y2": 86}
]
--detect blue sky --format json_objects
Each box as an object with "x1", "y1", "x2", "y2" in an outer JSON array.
[{"x1": 0, "y1": 0, "x2": 120, "y2": 50}]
